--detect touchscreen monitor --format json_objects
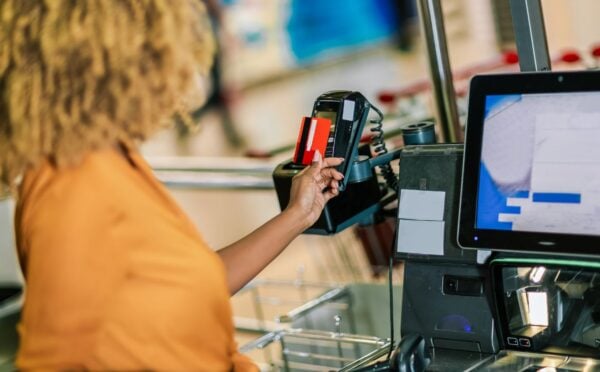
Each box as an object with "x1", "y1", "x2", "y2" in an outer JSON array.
[{"x1": 458, "y1": 71, "x2": 600, "y2": 256}]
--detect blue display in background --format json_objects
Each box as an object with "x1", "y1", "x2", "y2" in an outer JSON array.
[{"x1": 286, "y1": 0, "x2": 407, "y2": 63}]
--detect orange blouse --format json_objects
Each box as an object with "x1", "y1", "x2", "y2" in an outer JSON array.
[{"x1": 14, "y1": 147, "x2": 257, "y2": 371}]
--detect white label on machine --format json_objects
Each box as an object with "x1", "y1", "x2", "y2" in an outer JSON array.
[
  {"x1": 342, "y1": 100, "x2": 355, "y2": 121},
  {"x1": 398, "y1": 189, "x2": 445, "y2": 221},
  {"x1": 396, "y1": 189, "x2": 446, "y2": 256},
  {"x1": 397, "y1": 220, "x2": 445, "y2": 256}
]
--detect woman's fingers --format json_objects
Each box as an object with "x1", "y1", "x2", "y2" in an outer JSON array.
[
  {"x1": 304, "y1": 151, "x2": 345, "y2": 194},
  {"x1": 312, "y1": 175, "x2": 334, "y2": 193},
  {"x1": 309, "y1": 154, "x2": 343, "y2": 174},
  {"x1": 321, "y1": 168, "x2": 344, "y2": 181},
  {"x1": 323, "y1": 186, "x2": 339, "y2": 202},
  {"x1": 322, "y1": 157, "x2": 344, "y2": 168},
  {"x1": 309, "y1": 153, "x2": 344, "y2": 177},
  {"x1": 314, "y1": 176, "x2": 327, "y2": 190},
  {"x1": 311, "y1": 150, "x2": 323, "y2": 167}
]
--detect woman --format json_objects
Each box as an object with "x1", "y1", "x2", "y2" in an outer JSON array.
[{"x1": 0, "y1": 1, "x2": 343, "y2": 370}]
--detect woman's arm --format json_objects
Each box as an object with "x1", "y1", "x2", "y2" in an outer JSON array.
[{"x1": 217, "y1": 152, "x2": 344, "y2": 295}]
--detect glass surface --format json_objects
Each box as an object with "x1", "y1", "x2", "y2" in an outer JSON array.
[
  {"x1": 467, "y1": 350, "x2": 600, "y2": 371},
  {"x1": 475, "y1": 92, "x2": 600, "y2": 236},
  {"x1": 499, "y1": 265, "x2": 600, "y2": 358}
]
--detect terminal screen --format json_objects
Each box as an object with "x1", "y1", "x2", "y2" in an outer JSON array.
[
  {"x1": 316, "y1": 110, "x2": 338, "y2": 133},
  {"x1": 476, "y1": 92, "x2": 600, "y2": 236}
]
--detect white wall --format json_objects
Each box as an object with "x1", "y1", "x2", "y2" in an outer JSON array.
[{"x1": 543, "y1": 0, "x2": 600, "y2": 53}]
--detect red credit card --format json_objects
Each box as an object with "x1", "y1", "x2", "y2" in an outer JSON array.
[{"x1": 293, "y1": 117, "x2": 332, "y2": 165}]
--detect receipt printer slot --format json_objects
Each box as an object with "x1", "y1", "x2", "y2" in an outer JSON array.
[{"x1": 443, "y1": 276, "x2": 484, "y2": 296}]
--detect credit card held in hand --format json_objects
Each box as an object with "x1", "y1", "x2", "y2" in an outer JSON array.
[{"x1": 293, "y1": 117, "x2": 332, "y2": 165}]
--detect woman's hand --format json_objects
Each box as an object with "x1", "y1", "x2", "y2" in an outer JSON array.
[
  {"x1": 285, "y1": 151, "x2": 344, "y2": 229},
  {"x1": 218, "y1": 150, "x2": 344, "y2": 294}
]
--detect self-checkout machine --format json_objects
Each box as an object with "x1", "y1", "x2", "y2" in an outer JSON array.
[
  {"x1": 390, "y1": 0, "x2": 600, "y2": 371},
  {"x1": 384, "y1": 1, "x2": 500, "y2": 370}
]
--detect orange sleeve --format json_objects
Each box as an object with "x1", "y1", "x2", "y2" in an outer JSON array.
[
  {"x1": 17, "y1": 179, "x2": 129, "y2": 369},
  {"x1": 17, "y1": 150, "x2": 260, "y2": 370},
  {"x1": 232, "y1": 352, "x2": 260, "y2": 372}
]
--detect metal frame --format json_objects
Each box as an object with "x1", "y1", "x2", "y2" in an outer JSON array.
[
  {"x1": 149, "y1": 156, "x2": 276, "y2": 190},
  {"x1": 509, "y1": 0, "x2": 552, "y2": 72},
  {"x1": 240, "y1": 328, "x2": 391, "y2": 371},
  {"x1": 233, "y1": 280, "x2": 347, "y2": 333},
  {"x1": 416, "y1": 0, "x2": 461, "y2": 143},
  {"x1": 416, "y1": 0, "x2": 552, "y2": 145},
  {"x1": 155, "y1": 170, "x2": 274, "y2": 190}
]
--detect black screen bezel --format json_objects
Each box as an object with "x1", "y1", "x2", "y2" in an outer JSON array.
[
  {"x1": 458, "y1": 71, "x2": 600, "y2": 257},
  {"x1": 313, "y1": 100, "x2": 351, "y2": 182}
]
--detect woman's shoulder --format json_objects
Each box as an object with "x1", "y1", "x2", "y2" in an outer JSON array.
[
  {"x1": 17, "y1": 148, "x2": 151, "y2": 228},
  {"x1": 24, "y1": 148, "x2": 134, "y2": 197}
]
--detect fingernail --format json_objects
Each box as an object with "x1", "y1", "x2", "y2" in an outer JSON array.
[{"x1": 312, "y1": 150, "x2": 321, "y2": 162}]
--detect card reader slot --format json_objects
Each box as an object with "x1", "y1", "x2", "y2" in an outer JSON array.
[{"x1": 443, "y1": 275, "x2": 484, "y2": 297}]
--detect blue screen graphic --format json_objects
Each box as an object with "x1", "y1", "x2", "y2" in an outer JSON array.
[{"x1": 475, "y1": 93, "x2": 594, "y2": 234}]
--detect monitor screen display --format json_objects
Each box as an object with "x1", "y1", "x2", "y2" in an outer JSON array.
[
  {"x1": 476, "y1": 92, "x2": 600, "y2": 236},
  {"x1": 458, "y1": 71, "x2": 600, "y2": 256}
]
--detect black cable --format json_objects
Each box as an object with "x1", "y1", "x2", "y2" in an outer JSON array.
[
  {"x1": 368, "y1": 100, "x2": 398, "y2": 361},
  {"x1": 386, "y1": 254, "x2": 395, "y2": 361},
  {"x1": 369, "y1": 104, "x2": 399, "y2": 193}
]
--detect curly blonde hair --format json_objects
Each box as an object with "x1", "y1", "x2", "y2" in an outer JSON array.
[{"x1": 0, "y1": 0, "x2": 215, "y2": 193}]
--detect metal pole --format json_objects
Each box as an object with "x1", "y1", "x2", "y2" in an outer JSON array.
[
  {"x1": 416, "y1": 0, "x2": 461, "y2": 143},
  {"x1": 155, "y1": 171, "x2": 274, "y2": 190},
  {"x1": 509, "y1": 0, "x2": 551, "y2": 72}
]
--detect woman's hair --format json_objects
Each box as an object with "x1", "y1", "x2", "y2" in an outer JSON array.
[{"x1": 0, "y1": 0, "x2": 215, "y2": 193}]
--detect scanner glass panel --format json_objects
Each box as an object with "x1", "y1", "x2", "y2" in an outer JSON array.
[
  {"x1": 496, "y1": 264, "x2": 600, "y2": 359},
  {"x1": 476, "y1": 92, "x2": 600, "y2": 236}
]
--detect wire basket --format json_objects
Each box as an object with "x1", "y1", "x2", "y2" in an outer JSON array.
[
  {"x1": 233, "y1": 279, "x2": 344, "y2": 333},
  {"x1": 241, "y1": 328, "x2": 391, "y2": 372}
]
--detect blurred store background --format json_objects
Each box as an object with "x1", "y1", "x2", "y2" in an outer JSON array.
[{"x1": 3, "y1": 0, "x2": 600, "y2": 368}]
